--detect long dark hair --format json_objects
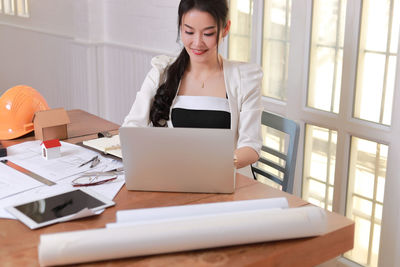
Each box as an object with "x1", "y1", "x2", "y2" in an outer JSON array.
[{"x1": 149, "y1": 0, "x2": 229, "y2": 127}]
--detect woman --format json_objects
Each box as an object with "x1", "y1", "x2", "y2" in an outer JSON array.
[{"x1": 123, "y1": 0, "x2": 263, "y2": 175}]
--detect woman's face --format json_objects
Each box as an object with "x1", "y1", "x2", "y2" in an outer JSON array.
[{"x1": 180, "y1": 9, "x2": 229, "y2": 64}]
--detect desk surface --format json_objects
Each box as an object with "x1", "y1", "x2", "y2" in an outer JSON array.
[{"x1": 0, "y1": 109, "x2": 354, "y2": 267}]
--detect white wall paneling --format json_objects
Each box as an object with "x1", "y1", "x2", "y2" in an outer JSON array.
[
  {"x1": 0, "y1": 23, "x2": 169, "y2": 124},
  {"x1": 0, "y1": 0, "x2": 180, "y2": 124},
  {"x1": 101, "y1": 43, "x2": 159, "y2": 124},
  {"x1": 0, "y1": 24, "x2": 78, "y2": 109},
  {"x1": 0, "y1": 24, "x2": 96, "y2": 115}
]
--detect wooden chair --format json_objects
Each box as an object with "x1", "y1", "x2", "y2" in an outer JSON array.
[{"x1": 252, "y1": 111, "x2": 300, "y2": 194}]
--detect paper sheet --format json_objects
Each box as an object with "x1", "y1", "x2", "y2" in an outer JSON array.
[
  {"x1": 59, "y1": 208, "x2": 99, "y2": 222},
  {"x1": 4, "y1": 140, "x2": 119, "y2": 182},
  {"x1": 0, "y1": 141, "x2": 124, "y2": 219},
  {"x1": 38, "y1": 205, "x2": 326, "y2": 266},
  {"x1": 0, "y1": 163, "x2": 43, "y2": 200}
]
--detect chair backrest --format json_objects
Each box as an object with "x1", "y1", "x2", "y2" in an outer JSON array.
[{"x1": 252, "y1": 111, "x2": 300, "y2": 194}]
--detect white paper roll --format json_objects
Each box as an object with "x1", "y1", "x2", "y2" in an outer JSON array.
[
  {"x1": 111, "y1": 197, "x2": 289, "y2": 227},
  {"x1": 38, "y1": 205, "x2": 326, "y2": 266}
]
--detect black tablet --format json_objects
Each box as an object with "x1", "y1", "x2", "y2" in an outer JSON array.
[{"x1": 6, "y1": 189, "x2": 114, "y2": 229}]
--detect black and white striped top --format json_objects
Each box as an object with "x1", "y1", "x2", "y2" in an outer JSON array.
[{"x1": 171, "y1": 96, "x2": 231, "y2": 129}]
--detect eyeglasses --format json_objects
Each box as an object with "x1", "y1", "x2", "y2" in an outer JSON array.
[{"x1": 72, "y1": 175, "x2": 117, "y2": 187}]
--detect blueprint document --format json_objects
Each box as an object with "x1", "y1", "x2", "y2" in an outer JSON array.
[
  {"x1": 4, "y1": 140, "x2": 112, "y2": 182},
  {"x1": 0, "y1": 163, "x2": 43, "y2": 200},
  {"x1": 0, "y1": 140, "x2": 124, "y2": 219}
]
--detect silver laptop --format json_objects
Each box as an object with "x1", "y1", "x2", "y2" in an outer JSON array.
[{"x1": 119, "y1": 127, "x2": 235, "y2": 193}]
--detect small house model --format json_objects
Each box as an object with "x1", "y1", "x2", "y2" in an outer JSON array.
[
  {"x1": 34, "y1": 108, "x2": 70, "y2": 141},
  {"x1": 41, "y1": 139, "x2": 61, "y2": 160}
]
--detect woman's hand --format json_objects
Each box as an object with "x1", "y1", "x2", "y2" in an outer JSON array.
[{"x1": 234, "y1": 147, "x2": 259, "y2": 169}]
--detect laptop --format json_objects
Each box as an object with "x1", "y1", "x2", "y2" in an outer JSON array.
[{"x1": 119, "y1": 127, "x2": 235, "y2": 193}]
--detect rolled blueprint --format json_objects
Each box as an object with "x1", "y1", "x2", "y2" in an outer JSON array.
[
  {"x1": 38, "y1": 205, "x2": 326, "y2": 266},
  {"x1": 111, "y1": 197, "x2": 289, "y2": 227}
]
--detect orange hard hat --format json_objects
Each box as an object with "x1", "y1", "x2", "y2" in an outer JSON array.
[{"x1": 0, "y1": 85, "x2": 49, "y2": 140}]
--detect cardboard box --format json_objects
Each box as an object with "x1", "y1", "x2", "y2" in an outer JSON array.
[{"x1": 34, "y1": 108, "x2": 70, "y2": 141}]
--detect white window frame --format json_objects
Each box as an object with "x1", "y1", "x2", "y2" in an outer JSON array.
[{"x1": 235, "y1": 0, "x2": 400, "y2": 266}]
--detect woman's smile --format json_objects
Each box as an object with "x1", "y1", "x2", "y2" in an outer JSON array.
[{"x1": 191, "y1": 48, "x2": 208, "y2": 55}]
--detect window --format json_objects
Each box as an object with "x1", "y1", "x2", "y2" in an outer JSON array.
[
  {"x1": 262, "y1": 0, "x2": 292, "y2": 100},
  {"x1": 1, "y1": 0, "x2": 29, "y2": 17},
  {"x1": 353, "y1": 0, "x2": 399, "y2": 125},
  {"x1": 346, "y1": 137, "x2": 387, "y2": 266},
  {"x1": 229, "y1": 0, "x2": 292, "y2": 100},
  {"x1": 307, "y1": 0, "x2": 346, "y2": 113},
  {"x1": 228, "y1": 0, "x2": 400, "y2": 266},
  {"x1": 3, "y1": 0, "x2": 15, "y2": 15},
  {"x1": 228, "y1": 0, "x2": 253, "y2": 62},
  {"x1": 303, "y1": 125, "x2": 337, "y2": 211},
  {"x1": 16, "y1": 0, "x2": 29, "y2": 17}
]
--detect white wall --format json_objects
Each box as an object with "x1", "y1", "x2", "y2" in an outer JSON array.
[
  {"x1": 1, "y1": 0, "x2": 75, "y2": 35},
  {"x1": 0, "y1": 0, "x2": 181, "y2": 124},
  {"x1": 99, "y1": 0, "x2": 180, "y2": 122},
  {"x1": 104, "y1": 0, "x2": 180, "y2": 51}
]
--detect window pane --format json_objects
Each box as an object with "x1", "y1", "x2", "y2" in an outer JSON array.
[
  {"x1": 17, "y1": 0, "x2": 29, "y2": 17},
  {"x1": 302, "y1": 125, "x2": 337, "y2": 211},
  {"x1": 345, "y1": 137, "x2": 388, "y2": 267},
  {"x1": 3, "y1": 0, "x2": 15, "y2": 15},
  {"x1": 382, "y1": 56, "x2": 396, "y2": 125},
  {"x1": 228, "y1": 0, "x2": 253, "y2": 62},
  {"x1": 262, "y1": 0, "x2": 292, "y2": 100},
  {"x1": 307, "y1": 0, "x2": 347, "y2": 113},
  {"x1": 391, "y1": 0, "x2": 400, "y2": 52},
  {"x1": 354, "y1": 0, "x2": 400, "y2": 125},
  {"x1": 347, "y1": 216, "x2": 371, "y2": 265},
  {"x1": 354, "y1": 53, "x2": 386, "y2": 123}
]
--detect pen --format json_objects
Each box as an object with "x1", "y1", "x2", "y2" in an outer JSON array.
[
  {"x1": 90, "y1": 157, "x2": 100, "y2": 168},
  {"x1": 78, "y1": 155, "x2": 98, "y2": 168}
]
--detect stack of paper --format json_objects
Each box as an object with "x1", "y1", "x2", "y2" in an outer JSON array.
[{"x1": 38, "y1": 198, "x2": 326, "y2": 266}]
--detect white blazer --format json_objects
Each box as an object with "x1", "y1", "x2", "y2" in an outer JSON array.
[{"x1": 122, "y1": 55, "x2": 263, "y2": 157}]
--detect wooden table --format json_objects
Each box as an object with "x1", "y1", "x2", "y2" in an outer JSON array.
[{"x1": 0, "y1": 110, "x2": 354, "y2": 267}]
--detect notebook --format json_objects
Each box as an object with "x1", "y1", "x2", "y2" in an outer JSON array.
[
  {"x1": 119, "y1": 127, "x2": 235, "y2": 193},
  {"x1": 82, "y1": 135, "x2": 122, "y2": 158}
]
